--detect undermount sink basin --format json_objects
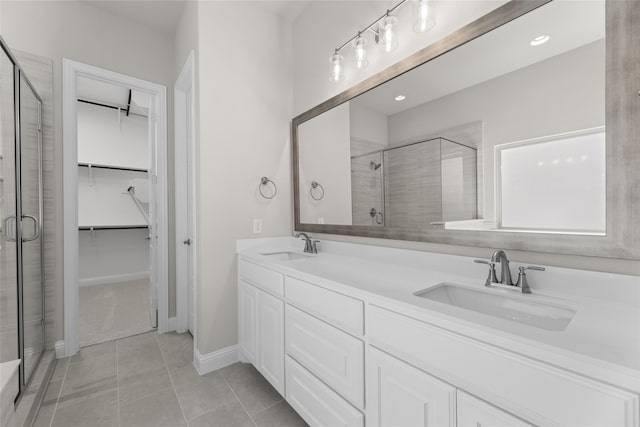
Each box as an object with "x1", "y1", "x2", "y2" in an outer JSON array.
[
  {"x1": 414, "y1": 283, "x2": 576, "y2": 331},
  {"x1": 260, "y1": 251, "x2": 311, "y2": 261}
]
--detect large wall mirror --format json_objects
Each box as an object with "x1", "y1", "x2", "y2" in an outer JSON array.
[{"x1": 293, "y1": 0, "x2": 640, "y2": 259}]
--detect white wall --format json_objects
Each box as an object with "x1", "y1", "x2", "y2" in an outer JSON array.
[
  {"x1": 1, "y1": 0, "x2": 176, "y2": 343},
  {"x1": 77, "y1": 102, "x2": 150, "y2": 169},
  {"x1": 78, "y1": 229, "x2": 149, "y2": 285},
  {"x1": 299, "y1": 103, "x2": 353, "y2": 225},
  {"x1": 194, "y1": 2, "x2": 293, "y2": 355},
  {"x1": 292, "y1": 1, "x2": 639, "y2": 275},
  {"x1": 350, "y1": 103, "x2": 388, "y2": 146}
]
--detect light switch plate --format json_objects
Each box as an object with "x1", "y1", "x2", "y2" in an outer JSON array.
[{"x1": 252, "y1": 218, "x2": 263, "y2": 233}]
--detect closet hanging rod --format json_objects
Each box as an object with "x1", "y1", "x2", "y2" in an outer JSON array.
[
  {"x1": 76, "y1": 98, "x2": 147, "y2": 118},
  {"x1": 79, "y1": 225, "x2": 148, "y2": 230},
  {"x1": 78, "y1": 162, "x2": 149, "y2": 173},
  {"x1": 125, "y1": 89, "x2": 132, "y2": 117}
]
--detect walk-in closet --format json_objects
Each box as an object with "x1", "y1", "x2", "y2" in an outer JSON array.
[{"x1": 76, "y1": 77, "x2": 153, "y2": 347}]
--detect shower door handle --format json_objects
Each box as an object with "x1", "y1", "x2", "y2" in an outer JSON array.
[
  {"x1": 2, "y1": 216, "x2": 17, "y2": 242},
  {"x1": 21, "y1": 215, "x2": 40, "y2": 242},
  {"x1": 183, "y1": 238, "x2": 191, "y2": 246}
]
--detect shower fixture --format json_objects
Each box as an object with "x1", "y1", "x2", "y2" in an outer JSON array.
[{"x1": 370, "y1": 161, "x2": 382, "y2": 170}]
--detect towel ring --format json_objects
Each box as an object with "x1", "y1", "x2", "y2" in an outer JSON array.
[
  {"x1": 259, "y1": 177, "x2": 277, "y2": 199},
  {"x1": 310, "y1": 181, "x2": 325, "y2": 201}
]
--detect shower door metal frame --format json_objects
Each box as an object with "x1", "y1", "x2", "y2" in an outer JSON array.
[{"x1": 1, "y1": 36, "x2": 46, "y2": 400}]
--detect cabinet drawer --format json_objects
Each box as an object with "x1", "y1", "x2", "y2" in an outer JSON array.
[
  {"x1": 457, "y1": 391, "x2": 533, "y2": 427},
  {"x1": 285, "y1": 276, "x2": 364, "y2": 336},
  {"x1": 286, "y1": 305, "x2": 364, "y2": 409},
  {"x1": 286, "y1": 356, "x2": 363, "y2": 427},
  {"x1": 238, "y1": 259, "x2": 284, "y2": 297},
  {"x1": 368, "y1": 305, "x2": 639, "y2": 427}
]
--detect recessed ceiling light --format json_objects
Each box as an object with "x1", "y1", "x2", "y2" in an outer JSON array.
[
  {"x1": 530, "y1": 35, "x2": 550, "y2": 46},
  {"x1": 394, "y1": 95, "x2": 406, "y2": 101}
]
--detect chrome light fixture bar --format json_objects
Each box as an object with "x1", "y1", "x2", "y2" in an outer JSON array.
[{"x1": 329, "y1": 0, "x2": 436, "y2": 82}]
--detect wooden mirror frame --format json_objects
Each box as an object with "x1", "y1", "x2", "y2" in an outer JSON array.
[{"x1": 292, "y1": 0, "x2": 640, "y2": 260}]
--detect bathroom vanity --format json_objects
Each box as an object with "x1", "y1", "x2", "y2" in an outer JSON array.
[{"x1": 237, "y1": 238, "x2": 639, "y2": 427}]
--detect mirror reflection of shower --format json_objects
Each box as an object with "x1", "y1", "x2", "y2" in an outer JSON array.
[{"x1": 351, "y1": 149, "x2": 384, "y2": 227}]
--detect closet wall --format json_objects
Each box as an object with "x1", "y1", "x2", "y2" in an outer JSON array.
[{"x1": 77, "y1": 101, "x2": 150, "y2": 286}]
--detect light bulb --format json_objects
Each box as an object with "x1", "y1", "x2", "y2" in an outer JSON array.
[
  {"x1": 413, "y1": 0, "x2": 435, "y2": 33},
  {"x1": 352, "y1": 35, "x2": 369, "y2": 69},
  {"x1": 378, "y1": 15, "x2": 399, "y2": 53},
  {"x1": 329, "y1": 52, "x2": 345, "y2": 82}
]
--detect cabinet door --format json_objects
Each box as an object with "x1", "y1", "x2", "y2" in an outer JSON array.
[
  {"x1": 238, "y1": 280, "x2": 258, "y2": 364},
  {"x1": 257, "y1": 289, "x2": 285, "y2": 396},
  {"x1": 457, "y1": 391, "x2": 533, "y2": 427},
  {"x1": 366, "y1": 347, "x2": 455, "y2": 427}
]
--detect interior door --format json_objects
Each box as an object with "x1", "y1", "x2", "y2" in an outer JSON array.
[
  {"x1": 18, "y1": 70, "x2": 44, "y2": 384},
  {"x1": 0, "y1": 46, "x2": 19, "y2": 375},
  {"x1": 147, "y1": 98, "x2": 158, "y2": 329}
]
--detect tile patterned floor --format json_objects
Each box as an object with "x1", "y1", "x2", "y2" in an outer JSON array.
[
  {"x1": 79, "y1": 279, "x2": 152, "y2": 347},
  {"x1": 34, "y1": 332, "x2": 307, "y2": 427}
]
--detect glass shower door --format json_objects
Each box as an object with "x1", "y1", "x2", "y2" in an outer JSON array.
[
  {"x1": 18, "y1": 71, "x2": 44, "y2": 384},
  {"x1": 0, "y1": 44, "x2": 19, "y2": 367}
]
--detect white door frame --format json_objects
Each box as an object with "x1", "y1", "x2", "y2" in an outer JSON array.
[
  {"x1": 174, "y1": 51, "x2": 197, "y2": 335},
  {"x1": 62, "y1": 59, "x2": 169, "y2": 356}
]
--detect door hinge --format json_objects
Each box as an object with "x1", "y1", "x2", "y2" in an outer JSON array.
[{"x1": 152, "y1": 175, "x2": 158, "y2": 185}]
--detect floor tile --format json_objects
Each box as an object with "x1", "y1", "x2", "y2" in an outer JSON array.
[
  {"x1": 220, "y1": 363, "x2": 283, "y2": 415},
  {"x1": 50, "y1": 357, "x2": 70, "y2": 382},
  {"x1": 33, "y1": 379, "x2": 63, "y2": 427},
  {"x1": 118, "y1": 365, "x2": 172, "y2": 404},
  {"x1": 57, "y1": 352, "x2": 117, "y2": 408},
  {"x1": 253, "y1": 400, "x2": 308, "y2": 427},
  {"x1": 51, "y1": 390, "x2": 118, "y2": 427},
  {"x1": 116, "y1": 331, "x2": 158, "y2": 358},
  {"x1": 171, "y1": 364, "x2": 237, "y2": 421},
  {"x1": 71, "y1": 341, "x2": 115, "y2": 364},
  {"x1": 157, "y1": 331, "x2": 193, "y2": 372},
  {"x1": 120, "y1": 387, "x2": 186, "y2": 427},
  {"x1": 188, "y1": 401, "x2": 255, "y2": 427}
]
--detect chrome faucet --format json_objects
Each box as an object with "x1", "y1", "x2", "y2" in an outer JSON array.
[
  {"x1": 491, "y1": 250, "x2": 513, "y2": 286},
  {"x1": 295, "y1": 232, "x2": 318, "y2": 254},
  {"x1": 474, "y1": 250, "x2": 545, "y2": 294}
]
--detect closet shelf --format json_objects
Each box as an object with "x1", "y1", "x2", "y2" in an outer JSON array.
[
  {"x1": 79, "y1": 225, "x2": 148, "y2": 230},
  {"x1": 78, "y1": 162, "x2": 149, "y2": 173}
]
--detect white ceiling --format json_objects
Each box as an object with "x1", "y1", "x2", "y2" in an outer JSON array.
[
  {"x1": 353, "y1": 0, "x2": 605, "y2": 116},
  {"x1": 80, "y1": 0, "x2": 311, "y2": 36},
  {"x1": 80, "y1": 0, "x2": 188, "y2": 35}
]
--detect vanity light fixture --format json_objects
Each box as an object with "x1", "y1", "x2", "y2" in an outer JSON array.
[
  {"x1": 329, "y1": 50, "x2": 345, "y2": 82},
  {"x1": 353, "y1": 33, "x2": 369, "y2": 69},
  {"x1": 328, "y1": 0, "x2": 436, "y2": 83},
  {"x1": 413, "y1": 0, "x2": 436, "y2": 33},
  {"x1": 530, "y1": 34, "x2": 550, "y2": 46},
  {"x1": 395, "y1": 94, "x2": 406, "y2": 101}
]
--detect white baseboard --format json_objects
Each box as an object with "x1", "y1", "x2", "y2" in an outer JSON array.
[
  {"x1": 79, "y1": 272, "x2": 150, "y2": 287},
  {"x1": 194, "y1": 345, "x2": 239, "y2": 376},
  {"x1": 167, "y1": 316, "x2": 177, "y2": 331},
  {"x1": 54, "y1": 341, "x2": 65, "y2": 359}
]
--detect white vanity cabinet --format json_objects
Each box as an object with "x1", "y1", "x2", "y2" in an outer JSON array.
[
  {"x1": 238, "y1": 260, "x2": 285, "y2": 396},
  {"x1": 366, "y1": 347, "x2": 456, "y2": 427},
  {"x1": 237, "y1": 253, "x2": 639, "y2": 427},
  {"x1": 457, "y1": 391, "x2": 533, "y2": 427}
]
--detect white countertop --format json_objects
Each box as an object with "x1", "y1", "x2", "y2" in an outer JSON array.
[{"x1": 237, "y1": 237, "x2": 640, "y2": 393}]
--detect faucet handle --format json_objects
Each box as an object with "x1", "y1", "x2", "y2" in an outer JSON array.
[
  {"x1": 516, "y1": 265, "x2": 545, "y2": 294},
  {"x1": 474, "y1": 259, "x2": 498, "y2": 286},
  {"x1": 520, "y1": 265, "x2": 545, "y2": 272},
  {"x1": 311, "y1": 240, "x2": 320, "y2": 254}
]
